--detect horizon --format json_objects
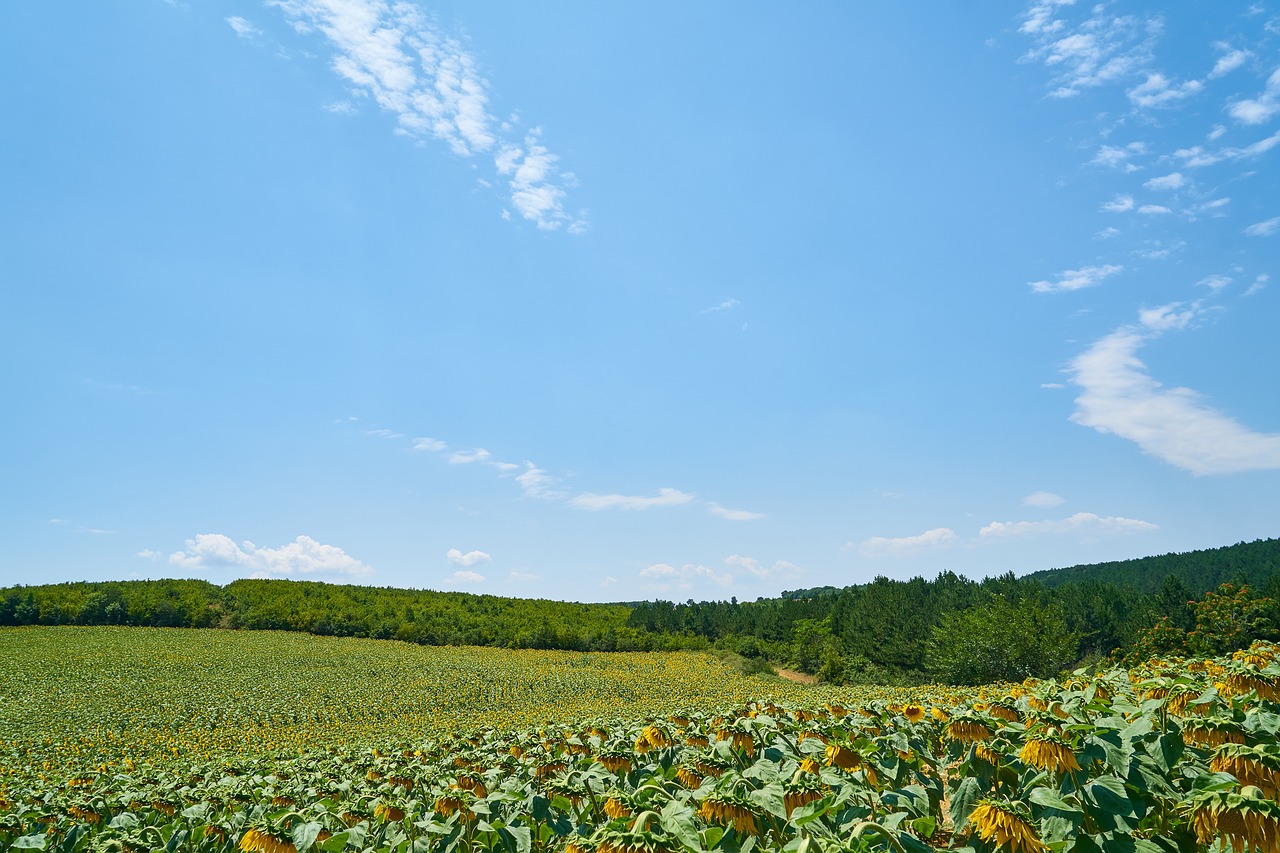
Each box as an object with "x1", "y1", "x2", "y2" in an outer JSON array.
[{"x1": 3, "y1": 2, "x2": 1279, "y2": 603}]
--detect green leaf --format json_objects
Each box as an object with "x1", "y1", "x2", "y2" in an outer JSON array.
[
  {"x1": 292, "y1": 821, "x2": 324, "y2": 853},
  {"x1": 11, "y1": 835, "x2": 47, "y2": 850},
  {"x1": 660, "y1": 799, "x2": 702, "y2": 853},
  {"x1": 950, "y1": 776, "x2": 983, "y2": 829},
  {"x1": 1030, "y1": 787, "x2": 1082, "y2": 814},
  {"x1": 502, "y1": 824, "x2": 531, "y2": 853}
]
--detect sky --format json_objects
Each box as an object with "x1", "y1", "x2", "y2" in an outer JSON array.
[{"x1": 2, "y1": 1, "x2": 1278, "y2": 603}]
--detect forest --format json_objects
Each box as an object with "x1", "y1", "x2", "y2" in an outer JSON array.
[{"x1": 3, "y1": 537, "x2": 1277, "y2": 685}]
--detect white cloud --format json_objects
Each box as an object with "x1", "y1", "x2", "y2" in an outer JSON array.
[
  {"x1": 1210, "y1": 46, "x2": 1251, "y2": 79},
  {"x1": 1208, "y1": 124, "x2": 1227, "y2": 141},
  {"x1": 702, "y1": 298, "x2": 740, "y2": 314},
  {"x1": 570, "y1": 488, "x2": 694, "y2": 511},
  {"x1": 1198, "y1": 274, "x2": 1232, "y2": 292},
  {"x1": 508, "y1": 570, "x2": 540, "y2": 582},
  {"x1": 364, "y1": 428, "x2": 403, "y2": 439},
  {"x1": 980, "y1": 512, "x2": 1157, "y2": 538},
  {"x1": 858, "y1": 527, "x2": 958, "y2": 558},
  {"x1": 137, "y1": 549, "x2": 161, "y2": 560},
  {"x1": 639, "y1": 562, "x2": 733, "y2": 590},
  {"x1": 1229, "y1": 67, "x2": 1280, "y2": 125},
  {"x1": 1068, "y1": 311, "x2": 1280, "y2": 474},
  {"x1": 413, "y1": 437, "x2": 446, "y2": 451},
  {"x1": 446, "y1": 548, "x2": 491, "y2": 567},
  {"x1": 1137, "y1": 204, "x2": 1172, "y2": 215},
  {"x1": 1090, "y1": 142, "x2": 1146, "y2": 170},
  {"x1": 1244, "y1": 217, "x2": 1280, "y2": 237},
  {"x1": 1101, "y1": 194, "x2": 1134, "y2": 212},
  {"x1": 324, "y1": 100, "x2": 358, "y2": 115},
  {"x1": 1243, "y1": 274, "x2": 1270, "y2": 297},
  {"x1": 48, "y1": 518, "x2": 69, "y2": 525},
  {"x1": 1041, "y1": 382, "x2": 1066, "y2": 389},
  {"x1": 169, "y1": 533, "x2": 373, "y2": 576},
  {"x1": 1019, "y1": 7, "x2": 1157, "y2": 98},
  {"x1": 1096, "y1": 226, "x2": 1121, "y2": 239},
  {"x1": 448, "y1": 447, "x2": 493, "y2": 464},
  {"x1": 226, "y1": 16, "x2": 262, "y2": 38},
  {"x1": 1143, "y1": 172, "x2": 1184, "y2": 191},
  {"x1": 516, "y1": 463, "x2": 563, "y2": 499},
  {"x1": 267, "y1": 0, "x2": 583, "y2": 231},
  {"x1": 1174, "y1": 131, "x2": 1280, "y2": 168},
  {"x1": 1127, "y1": 73, "x2": 1203, "y2": 109},
  {"x1": 723, "y1": 555, "x2": 800, "y2": 580},
  {"x1": 1029, "y1": 263, "x2": 1124, "y2": 294},
  {"x1": 444, "y1": 570, "x2": 486, "y2": 584},
  {"x1": 1023, "y1": 491, "x2": 1065, "y2": 508},
  {"x1": 708, "y1": 502, "x2": 765, "y2": 521}
]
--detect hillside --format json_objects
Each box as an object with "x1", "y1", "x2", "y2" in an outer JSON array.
[{"x1": 1020, "y1": 537, "x2": 1280, "y2": 594}]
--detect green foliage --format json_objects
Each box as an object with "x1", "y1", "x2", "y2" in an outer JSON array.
[
  {"x1": 926, "y1": 595, "x2": 1079, "y2": 684},
  {"x1": 1022, "y1": 537, "x2": 1280, "y2": 594},
  {"x1": 1120, "y1": 582, "x2": 1280, "y2": 664}
]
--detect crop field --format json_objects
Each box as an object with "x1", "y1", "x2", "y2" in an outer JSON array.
[{"x1": 1, "y1": 627, "x2": 1278, "y2": 853}]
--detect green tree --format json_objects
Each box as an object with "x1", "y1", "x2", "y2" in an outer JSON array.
[{"x1": 926, "y1": 595, "x2": 1079, "y2": 685}]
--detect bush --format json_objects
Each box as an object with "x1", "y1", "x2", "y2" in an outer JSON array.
[{"x1": 926, "y1": 595, "x2": 1078, "y2": 685}]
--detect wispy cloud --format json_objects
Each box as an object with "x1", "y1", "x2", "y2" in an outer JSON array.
[
  {"x1": 1018, "y1": 4, "x2": 1157, "y2": 99},
  {"x1": 702, "y1": 298, "x2": 740, "y2": 314},
  {"x1": 1143, "y1": 171, "x2": 1184, "y2": 191},
  {"x1": 980, "y1": 512, "x2": 1157, "y2": 537},
  {"x1": 857, "y1": 527, "x2": 958, "y2": 558},
  {"x1": 412, "y1": 437, "x2": 446, "y2": 451},
  {"x1": 1068, "y1": 307, "x2": 1280, "y2": 474},
  {"x1": 443, "y1": 570, "x2": 485, "y2": 585},
  {"x1": 1127, "y1": 73, "x2": 1203, "y2": 109},
  {"x1": 1229, "y1": 67, "x2": 1280, "y2": 125},
  {"x1": 508, "y1": 570, "x2": 540, "y2": 582},
  {"x1": 1243, "y1": 274, "x2": 1269, "y2": 297},
  {"x1": 1090, "y1": 142, "x2": 1146, "y2": 171},
  {"x1": 1023, "y1": 490, "x2": 1065, "y2": 508},
  {"x1": 638, "y1": 562, "x2": 733, "y2": 591},
  {"x1": 1172, "y1": 130, "x2": 1280, "y2": 168},
  {"x1": 1101, "y1": 194, "x2": 1134, "y2": 212},
  {"x1": 364, "y1": 428, "x2": 404, "y2": 439},
  {"x1": 267, "y1": 0, "x2": 585, "y2": 231},
  {"x1": 446, "y1": 548, "x2": 490, "y2": 567},
  {"x1": 169, "y1": 533, "x2": 373, "y2": 576},
  {"x1": 570, "y1": 488, "x2": 695, "y2": 511},
  {"x1": 137, "y1": 549, "x2": 162, "y2": 560},
  {"x1": 1028, "y1": 263, "x2": 1123, "y2": 294},
  {"x1": 707, "y1": 502, "x2": 765, "y2": 521},
  {"x1": 1210, "y1": 45, "x2": 1251, "y2": 79},
  {"x1": 226, "y1": 16, "x2": 262, "y2": 38},
  {"x1": 1244, "y1": 216, "x2": 1280, "y2": 236},
  {"x1": 722, "y1": 554, "x2": 800, "y2": 581},
  {"x1": 1137, "y1": 204, "x2": 1172, "y2": 215}
]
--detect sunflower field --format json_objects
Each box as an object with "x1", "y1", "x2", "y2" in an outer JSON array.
[{"x1": 2, "y1": 627, "x2": 1279, "y2": 853}]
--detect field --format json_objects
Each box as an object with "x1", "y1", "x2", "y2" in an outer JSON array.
[{"x1": 1, "y1": 627, "x2": 1278, "y2": 853}]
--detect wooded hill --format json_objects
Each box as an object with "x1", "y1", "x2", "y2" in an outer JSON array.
[{"x1": 3, "y1": 537, "x2": 1276, "y2": 685}]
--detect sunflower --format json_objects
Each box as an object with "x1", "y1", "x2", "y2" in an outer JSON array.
[
  {"x1": 967, "y1": 800, "x2": 1047, "y2": 853},
  {"x1": 597, "y1": 751, "x2": 632, "y2": 774},
  {"x1": 1190, "y1": 787, "x2": 1280, "y2": 853},
  {"x1": 903, "y1": 704, "x2": 927, "y2": 723},
  {"x1": 931, "y1": 707, "x2": 949, "y2": 722},
  {"x1": 698, "y1": 794, "x2": 762, "y2": 836},
  {"x1": 1182, "y1": 718, "x2": 1247, "y2": 748},
  {"x1": 433, "y1": 794, "x2": 472, "y2": 822},
  {"x1": 595, "y1": 827, "x2": 678, "y2": 853},
  {"x1": 1212, "y1": 744, "x2": 1280, "y2": 798},
  {"x1": 798, "y1": 757, "x2": 821, "y2": 775},
  {"x1": 1019, "y1": 735, "x2": 1081, "y2": 773},
  {"x1": 974, "y1": 744, "x2": 1002, "y2": 766},
  {"x1": 988, "y1": 704, "x2": 1021, "y2": 723},
  {"x1": 374, "y1": 802, "x2": 407, "y2": 822},
  {"x1": 685, "y1": 735, "x2": 709, "y2": 747},
  {"x1": 675, "y1": 766, "x2": 703, "y2": 789},
  {"x1": 783, "y1": 776, "x2": 826, "y2": 817},
  {"x1": 563, "y1": 841, "x2": 598, "y2": 853},
  {"x1": 603, "y1": 792, "x2": 633, "y2": 820},
  {"x1": 640, "y1": 725, "x2": 673, "y2": 749},
  {"x1": 239, "y1": 828, "x2": 297, "y2": 853},
  {"x1": 946, "y1": 718, "x2": 992, "y2": 743},
  {"x1": 823, "y1": 743, "x2": 862, "y2": 771}
]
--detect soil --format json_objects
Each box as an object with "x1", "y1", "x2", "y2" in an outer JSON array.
[{"x1": 773, "y1": 668, "x2": 819, "y2": 684}]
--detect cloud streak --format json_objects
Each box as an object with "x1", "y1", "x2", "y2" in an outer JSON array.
[
  {"x1": 1068, "y1": 307, "x2": 1280, "y2": 474},
  {"x1": 267, "y1": 0, "x2": 584, "y2": 231},
  {"x1": 858, "y1": 527, "x2": 958, "y2": 558}
]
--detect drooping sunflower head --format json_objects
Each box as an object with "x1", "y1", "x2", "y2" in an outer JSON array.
[
  {"x1": 1018, "y1": 734, "x2": 1081, "y2": 774},
  {"x1": 823, "y1": 743, "x2": 862, "y2": 771},
  {"x1": 946, "y1": 717, "x2": 993, "y2": 744},
  {"x1": 1188, "y1": 786, "x2": 1280, "y2": 853},
  {"x1": 1211, "y1": 743, "x2": 1280, "y2": 798},
  {"x1": 967, "y1": 799, "x2": 1047, "y2": 853},
  {"x1": 238, "y1": 827, "x2": 297, "y2": 853},
  {"x1": 698, "y1": 793, "x2": 763, "y2": 836}
]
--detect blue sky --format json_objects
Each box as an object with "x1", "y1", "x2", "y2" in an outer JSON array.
[{"x1": 3, "y1": 1, "x2": 1278, "y2": 602}]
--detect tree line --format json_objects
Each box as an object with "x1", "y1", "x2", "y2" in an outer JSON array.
[{"x1": 2, "y1": 538, "x2": 1276, "y2": 684}]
